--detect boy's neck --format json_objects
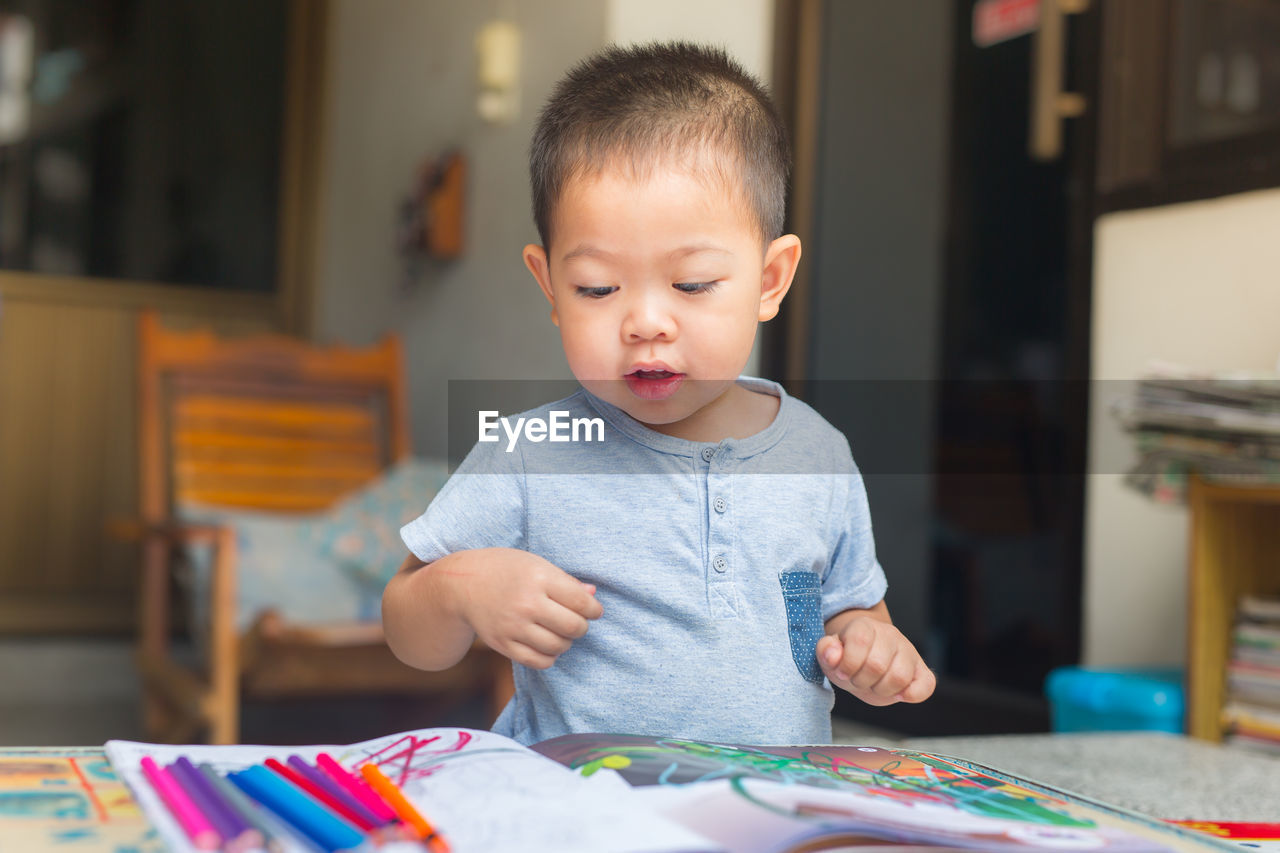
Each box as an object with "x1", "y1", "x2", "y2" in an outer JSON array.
[{"x1": 643, "y1": 381, "x2": 780, "y2": 443}]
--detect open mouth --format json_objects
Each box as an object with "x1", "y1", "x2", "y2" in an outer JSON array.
[{"x1": 624, "y1": 368, "x2": 685, "y2": 400}]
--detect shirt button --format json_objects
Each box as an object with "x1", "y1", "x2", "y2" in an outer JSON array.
[
  {"x1": 713, "y1": 497, "x2": 727, "y2": 513},
  {"x1": 701, "y1": 447, "x2": 715, "y2": 462},
  {"x1": 713, "y1": 555, "x2": 727, "y2": 573}
]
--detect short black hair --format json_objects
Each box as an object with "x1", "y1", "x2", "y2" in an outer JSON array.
[{"x1": 530, "y1": 41, "x2": 790, "y2": 250}]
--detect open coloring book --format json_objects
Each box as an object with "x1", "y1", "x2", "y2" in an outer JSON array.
[
  {"x1": 107, "y1": 727, "x2": 1236, "y2": 853},
  {"x1": 530, "y1": 734, "x2": 1240, "y2": 852}
]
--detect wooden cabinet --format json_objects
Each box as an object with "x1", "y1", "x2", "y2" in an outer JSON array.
[
  {"x1": 1097, "y1": 0, "x2": 1280, "y2": 211},
  {"x1": 1186, "y1": 476, "x2": 1280, "y2": 740}
]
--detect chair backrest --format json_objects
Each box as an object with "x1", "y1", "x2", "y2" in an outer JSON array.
[{"x1": 138, "y1": 312, "x2": 410, "y2": 521}]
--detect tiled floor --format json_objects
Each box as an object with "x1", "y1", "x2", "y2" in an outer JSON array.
[{"x1": 0, "y1": 639, "x2": 143, "y2": 746}]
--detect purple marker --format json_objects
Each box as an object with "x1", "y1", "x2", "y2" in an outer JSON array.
[
  {"x1": 170, "y1": 757, "x2": 259, "y2": 853},
  {"x1": 287, "y1": 755, "x2": 388, "y2": 828}
]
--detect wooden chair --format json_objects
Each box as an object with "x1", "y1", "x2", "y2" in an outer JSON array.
[{"x1": 128, "y1": 312, "x2": 512, "y2": 743}]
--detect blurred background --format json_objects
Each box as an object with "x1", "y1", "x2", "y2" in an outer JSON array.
[{"x1": 0, "y1": 0, "x2": 1278, "y2": 747}]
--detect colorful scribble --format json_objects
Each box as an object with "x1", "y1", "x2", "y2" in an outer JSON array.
[
  {"x1": 0, "y1": 791, "x2": 90, "y2": 819},
  {"x1": 579, "y1": 753, "x2": 632, "y2": 778},
  {"x1": 360, "y1": 729, "x2": 476, "y2": 785},
  {"x1": 81, "y1": 757, "x2": 119, "y2": 782},
  {"x1": 0, "y1": 748, "x2": 162, "y2": 852},
  {"x1": 536, "y1": 736, "x2": 1095, "y2": 831},
  {"x1": 0, "y1": 758, "x2": 76, "y2": 787}
]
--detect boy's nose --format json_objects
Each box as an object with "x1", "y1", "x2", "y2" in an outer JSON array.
[{"x1": 620, "y1": 293, "x2": 676, "y2": 342}]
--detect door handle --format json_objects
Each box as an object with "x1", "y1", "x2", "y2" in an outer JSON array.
[{"x1": 1030, "y1": 0, "x2": 1089, "y2": 160}]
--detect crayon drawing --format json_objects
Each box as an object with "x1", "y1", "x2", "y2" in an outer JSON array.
[
  {"x1": 0, "y1": 747, "x2": 164, "y2": 852},
  {"x1": 349, "y1": 728, "x2": 478, "y2": 785}
]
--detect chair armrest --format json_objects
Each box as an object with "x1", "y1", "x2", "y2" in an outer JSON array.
[
  {"x1": 249, "y1": 613, "x2": 385, "y2": 646},
  {"x1": 106, "y1": 516, "x2": 228, "y2": 546}
]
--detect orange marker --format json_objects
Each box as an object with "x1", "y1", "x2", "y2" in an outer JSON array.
[{"x1": 359, "y1": 762, "x2": 451, "y2": 853}]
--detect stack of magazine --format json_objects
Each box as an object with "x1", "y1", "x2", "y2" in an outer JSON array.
[
  {"x1": 1112, "y1": 371, "x2": 1280, "y2": 503},
  {"x1": 1223, "y1": 595, "x2": 1280, "y2": 755}
]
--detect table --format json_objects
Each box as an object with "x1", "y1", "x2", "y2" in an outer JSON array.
[
  {"x1": 898, "y1": 732, "x2": 1280, "y2": 822},
  {"x1": 6, "y1": 733, "x2": 1278, "y2": 850}
]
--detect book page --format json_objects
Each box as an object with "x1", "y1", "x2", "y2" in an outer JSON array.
[
  {"x1": 106, "y1": 727, "x2": 716, "y2": 853},
  {"x1": 534, "y1": 735, "x2": 1237, "y2": 852}
]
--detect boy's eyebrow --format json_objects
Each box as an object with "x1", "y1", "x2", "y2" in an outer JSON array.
[
  {"x1": 561, "y1": 244, "x2": 616, "y2": 263},
  {"x1": 560, "y1": 243, "x2": 732, "y2": 263},
  {"x1": 669, "y1": 244, "x2": 732, "y2": 259}
]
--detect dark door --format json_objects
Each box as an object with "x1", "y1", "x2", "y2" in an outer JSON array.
[{"x1": 773, "y1": 0, "x2": 1098, "y2": 734}]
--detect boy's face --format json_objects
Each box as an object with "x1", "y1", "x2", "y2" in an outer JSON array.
[{"x1": 523, "y1": 160, "x2": 800, "y2": 432}]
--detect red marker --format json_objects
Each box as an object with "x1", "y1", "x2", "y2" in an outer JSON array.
[{"x1": 263, "y1": 757, "x2": 375, "y2": 832}]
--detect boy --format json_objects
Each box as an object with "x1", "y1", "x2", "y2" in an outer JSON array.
[{"x1": 382, "y1": 42, "x2": 934, "y2": 746}]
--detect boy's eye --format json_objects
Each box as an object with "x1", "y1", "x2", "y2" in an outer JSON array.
[
  {"x1": 673, "y1": 281, "x2": 719, "y2": 294},
  {"x1": 575, "y1": 285, "x2": 618, "y2": 298}
]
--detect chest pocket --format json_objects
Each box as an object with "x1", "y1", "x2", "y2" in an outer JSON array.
[{"x1": 780, "y1": 571, "x2": 824, "y2": 684}]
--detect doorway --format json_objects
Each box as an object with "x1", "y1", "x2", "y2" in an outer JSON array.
[{"x1": 771, "y1": 0, "x2": 1098, "y2": 734}]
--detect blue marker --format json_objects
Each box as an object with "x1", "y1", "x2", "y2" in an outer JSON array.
[{"x1": 228, "y1": 765, "x2": 365, "y2": 853}]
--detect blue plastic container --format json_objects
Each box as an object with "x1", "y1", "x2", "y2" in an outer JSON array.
[{"x1": 1045, "y1": 667, "x2": 1185, "y2": 733}]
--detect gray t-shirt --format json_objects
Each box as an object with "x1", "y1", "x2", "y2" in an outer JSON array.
[{"x1": 400, "y1": 376, "x2": 887, "y2": 745}]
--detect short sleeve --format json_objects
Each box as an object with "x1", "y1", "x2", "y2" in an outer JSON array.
[
  {"x1": 399, "y1": 438, "x2": 526, "y2": 564},
  {"x1": 820, "y1": 459, "x2": 888, "y2": 622}
]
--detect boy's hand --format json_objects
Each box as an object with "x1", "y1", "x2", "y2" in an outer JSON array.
[
  {"x1": 448, "y1": 548, "x2": 603, "y2": 671},
  {"x1": 816, "y1": 612, "x2": 935, "y2": 706}
]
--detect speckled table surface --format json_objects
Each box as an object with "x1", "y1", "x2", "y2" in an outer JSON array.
[{"x1": 889, "y1": 732, "x2": 1280, "y2": 822}]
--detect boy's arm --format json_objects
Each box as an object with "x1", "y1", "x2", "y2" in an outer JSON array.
[
  {"x1": 816, "y1": 600, "x2": 936, "y2": 706},
  {"x1": 382, "y1": 547, "x2": 603, "y2": 672},
  {"x1": 382, "y1": 551, "x2": 476, "y2": 671}
]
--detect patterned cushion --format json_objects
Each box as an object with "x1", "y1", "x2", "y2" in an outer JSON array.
[
  {"x1": 178, "y1": 457, "x2": 449, "y2": 633},
  {"x1": 316, "y1": 457, "x2": 452, "y2": 593}
]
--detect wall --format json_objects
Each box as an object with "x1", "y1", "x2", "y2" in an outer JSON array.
[
  {"x1": 1084, "y1": 187, "x2": 1280, "y2": 666},
  {"x1": 317, "y1": 0, "x2": 607, "y2": 457},
  {"x1": 605, "y1": 0, "x2": 774, "y2": 83}
]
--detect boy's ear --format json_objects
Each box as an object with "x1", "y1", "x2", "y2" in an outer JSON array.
[
  {"x1": 758, "y1": 234, "x2": 801, "y2": 322},
  {"x1": 522, "y1": 243, "x2": 559, "y2": 326}
]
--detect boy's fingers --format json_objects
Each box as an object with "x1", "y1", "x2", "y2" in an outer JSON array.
[
  {"x1": 834, "y1": 619, "x2": 878, "y2": 680},
  {"x1": 870, "y1": 653, "x2": 916, "y2": 698},
  {"x1": 816, "y1": 635, "x2": 843, "y2": 669},
  {"x1": 848, "y1": 643, "x2": 896, "y2": 691},
  {"x1": 505, "y1": 639, "x2": 557, "y2": 671},
  {"x1": 547, "y1": 573, "x2": 604, "y2": 619},
  {"x1": 536, "y1": 602, "x2": 592, "y2": 640},
  {"x1": 898, "y1": 666, "x2": 937, "y2": 703},
  {"x1": 518, "y1": 623, "x2": 573, "y2": 659},
  {"x1": 857, "y1": 689, "x2": 903, "y2": 707}
]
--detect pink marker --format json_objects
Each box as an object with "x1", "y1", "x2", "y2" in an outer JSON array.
[
  {"x1": 139, "y1": 756, "x2": 222, "y2": 850},
  {"x1": 316, "y1": 753, "x2": 398, "y2": 824}
]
